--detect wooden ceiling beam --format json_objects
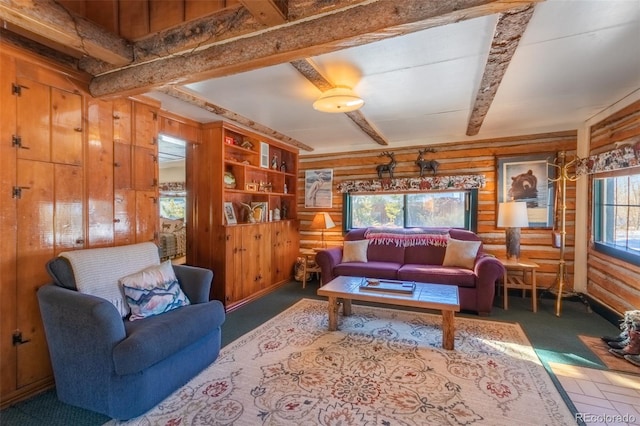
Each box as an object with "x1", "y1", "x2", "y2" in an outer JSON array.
[
  {"x1": 239, "y1": 0, "x2": 287, "y2": 26},
  {"x1": 466, "y1": 4, "x2": 535, "y2": 136},
  {"x1": 159, "y1": 86, "x2": 315, "y2": 152},
  {"x1": 291, "y1": 58, "x2": 388, "y2": 146},
  {"x1": 0, "y1": 0, "x2": 132, "y2": 65},
  {"x1": 89, "y1": 0, "x2": 542, "y2": 98},
  {"x1": 80, "y1": 6, "x2": 263, "y2": 76}
]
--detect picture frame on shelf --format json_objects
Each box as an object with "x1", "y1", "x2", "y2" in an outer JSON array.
[
  {"x1": 496, "y1": 153, "x2": 556, "y2": 228},
  {"x1": 245, "y1": 182, "x2": 259, "y2": 191},
  {"x1": 224, "y1": 202, "x2": 237, "y2": 225},
  {"x1": 224, "y1": 136, "x2": 235, "y2": 145},
  {"x1": 260, "y1": 142, "x2": 269, "y2": 168}
]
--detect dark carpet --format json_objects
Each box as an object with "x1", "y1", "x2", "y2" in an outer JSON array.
[{"x1": 0, "y1": 279, "x2": 620, "y2": 425}]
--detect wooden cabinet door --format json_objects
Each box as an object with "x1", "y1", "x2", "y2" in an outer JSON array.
[
  {"x1": 86, "y1": 99, "x2": 114, "y2": 248},
  {"x1": 182, "y1": 123, "x2": 200, "y2": 143},
  {"x1": 134, "y1": 102, "x2": 158, "y2": 147},
  {"x1": 133, "y1": 146, "x2": 157, "y2": 191},
  {"x1": 135, "y1": 190, "x2": 157, "y2": 243},
  {"x1": 224, "y1": 226, "x2": 242, "y2": 305},
  {"x1": 16, "y1": 77, "x2": 50, "y2": 162},
  {"x1": 271, "y1": 221, "x2": 287, "y2": 283},
  {"x1": 51, "y1": 88, "x2": 83, "y2": 166},
  {"x1": 114, "y1": 189, "x2": 136, "y2": 245},
  {"x1": 114, "y1": 142, "x2": 132, "y2": 190},
  {"x1": 0, "y1": 51, "x2": 18, "y2": 398},
  {"x1": 54, "y1": 164, "x2": 84, "y2": 253},
  {"x1": 113, "y1": 98, "x2": 132, "y2": 144},
  {"x1": 284, "y1": 220, "x2": 299, "y2": 279},
  {"x1": 16, "y1": 159, "x2": 54, "y2": 388}
]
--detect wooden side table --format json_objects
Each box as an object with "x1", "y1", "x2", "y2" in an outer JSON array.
[
  {"x1": 498, "y1": 258, "x2": 540, "y2": 312},
  {"x1": 300, "y1": 249, "x2": 321, "y2": 289}
]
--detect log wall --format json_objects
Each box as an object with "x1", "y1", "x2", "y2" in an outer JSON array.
[
  {"x1": 298, "y1": 131, "x2": 577, "y2": 291},
  {"x1": 587, "y1": 99, "x2": 640, "y2": 313}
]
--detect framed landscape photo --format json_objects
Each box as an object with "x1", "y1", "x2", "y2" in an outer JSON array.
[
  {"x1": 260, "y1": 142, "x2": 269, "y2": 168},
  {"x1": 497, "y1": 153, "x2": 556, "y2": 228},
  {"x1": 224, "y1": 202, "x2": 237, "y2": 225}
]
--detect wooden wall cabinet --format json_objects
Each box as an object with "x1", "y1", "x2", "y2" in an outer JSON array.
[
  {"x1": 190, "y1": 121, "x2": 299, "y2": 310},
  {"x1": 1, "y1": 44, "x2": 161, "y2": 407}
]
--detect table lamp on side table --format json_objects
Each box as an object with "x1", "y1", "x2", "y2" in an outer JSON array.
[
  {"x1": 310, "y1": 212, "x2": 335, "y2": 249},
  {"x1": 497, "y1": 202, "x2": 529, "y2": 260}
]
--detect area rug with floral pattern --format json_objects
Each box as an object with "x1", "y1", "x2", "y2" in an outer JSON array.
[{"x1": 107, "y1": 299, "x2": 575, "y2": 425}]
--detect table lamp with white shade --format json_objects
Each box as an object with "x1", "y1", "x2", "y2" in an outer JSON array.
[
  {"x1": 310, "y1": 212, "x2": 335, "y2": 248},
  {"x1": 497, "y1": 202, "x2": 529, "y2": 259}
]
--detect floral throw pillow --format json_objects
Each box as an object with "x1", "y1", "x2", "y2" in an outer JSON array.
[{"x1": 120, "y1": 260, "x2": 190, "y2": 321}]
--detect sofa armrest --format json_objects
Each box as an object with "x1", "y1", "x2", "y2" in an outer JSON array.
[
  {"x1": 315, "y1": 247, "x2": 343, "y2": 285},
  {"x1": 473, "y1": 255, "x2": 506, "y2": 315},
  {"x1": 173, "y1": 264, "x2": 213, "y2": 304},
  {"x1": 37, "y1": 285, "x2": 126, "y2": 381}
]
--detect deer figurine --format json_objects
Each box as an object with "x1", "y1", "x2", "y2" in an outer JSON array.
[
  {"x1": 415, "y1": 148, "x2": 439, "y2": 176},
  {"x1": 376, "y1": 151, "x2": 397, "y2": 179}
]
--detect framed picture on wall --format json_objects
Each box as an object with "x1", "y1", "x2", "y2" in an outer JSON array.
[
  {"x1": 305, "y1": 168, "x2": 333, "y2": 208},
  {"x1": 496, "y1": 153, "x2": 556, "y2": 228}
]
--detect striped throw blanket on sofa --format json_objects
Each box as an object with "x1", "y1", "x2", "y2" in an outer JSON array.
[{"x1": 364, "y1": 228, "x2": 449, "y2": 247}]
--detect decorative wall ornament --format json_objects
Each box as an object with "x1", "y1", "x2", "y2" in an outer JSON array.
[
  {"x1": 159, "y1": 181, "x2": 186, "y2": 196},
  {"x1": 415, "y1": 148, "x2": 439, "y2": 176},
  {"x1": 337, "y1": 174, "x2": 486, "y2": 193},
  {"x1": 576, "y1": 142, "x2": 640, "y2": 175},
  {"x1": 375, "y1": 151, "x2": 397, "y2": 178}
]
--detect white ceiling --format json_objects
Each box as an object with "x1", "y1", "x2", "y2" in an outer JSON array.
[{"x1": 149, "y1": 0, "x2": 640, "y2": 156}]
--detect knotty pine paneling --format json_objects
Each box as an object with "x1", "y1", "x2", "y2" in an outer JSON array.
[
  {"x1": 587, "y1": 99, "x2": 640, "y2": 314},
  {"x1": 298, "y1": 131, "x2": 577, "y2": 291},
  {"x1": 67, "y1": 0, "x2": 239, "y2": 41}
]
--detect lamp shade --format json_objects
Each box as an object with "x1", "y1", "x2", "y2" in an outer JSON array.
[
  {"x1": 497, "y1": 202, "x2": 529, "y2": 228},
  {"x1": 310, "y1": 212, "x2": 335, "y2": 230},
  {"x1": 313, "y1": 86, "x2": 364, "y2": 113}
]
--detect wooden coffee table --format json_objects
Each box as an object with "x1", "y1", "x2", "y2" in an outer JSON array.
[{"x1": 317, "y1": 276, "x2": 460, "y2": 350}]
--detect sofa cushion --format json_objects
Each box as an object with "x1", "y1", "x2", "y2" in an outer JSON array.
[
  {"x1": 398, "y1": 264, "x2": 477, "y2": 287},
  {"x1": 442, "y1": 238, "x2": 481, "y2": 269},
  {"x1": 334, "y1": 261, "x2": 401, "y2": 280},
  {"x1": 120, "y1": 261, "x2": 190, "y2": 321},
  {"x1": 342, "y1": 240, "x2": 369, "y2": 263},
  {"x1": 59, "y1": 242, "x2": 160, "y2": 317},
  {"x1": 113, "y1": 301, "x2": 224, "y2": 376}
]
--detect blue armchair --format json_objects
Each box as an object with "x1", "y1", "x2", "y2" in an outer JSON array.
[{"x1": 37, "y1": 243, "x2": 225, "y2": 420}]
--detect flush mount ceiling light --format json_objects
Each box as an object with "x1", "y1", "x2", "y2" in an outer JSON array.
[{"x1": 313, "y1": 85, "x2": 364, "y2": 113}]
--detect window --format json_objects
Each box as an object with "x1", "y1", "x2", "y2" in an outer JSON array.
[
  {"x1": 593, "y1": 172, "x2": 640, "y2": 266},
  {"x1": 343, "y1": 190, "x2": 477, "y2": 231}
]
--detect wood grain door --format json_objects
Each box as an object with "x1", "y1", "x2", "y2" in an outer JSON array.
[
  {"x1": 86, "y1": 99, "x2": 114, "y2": 248},
  {"x1": 135, "y1": 190, "x2": 157, "y2": 243},
  {"x1": 0, "y1": 50, "x2": 18, "y2": 398},
  {"x1": 113, "y1": 98, "x2": 132, "y2": 144},
  {"x1": 16, "y1": 77, "x2": 50, "y2": 162},
  {"x1": 271, "y1": 221, "x2": 287, "y2": 284},
  {"x1": 224, "y1": 226, "x2": 242, "y2": 305},
  {"x1": 134, "y1": 102, "x2": 158, "y2": 147},
  {"x1": 114, "y1": 143, "x2": 132, "y2": 190},
  {"x1": 133, "y1": 146, "x2": 157, "y2": 191},
  {"x1": 16, "y1": 159, "x2": 54, "y2": 388},
  {"x1": 114, "y1": 189, "x2": 136, "y2": 245},
  {"x1": 51, "y1": 88, "x2": 82, "y2": 166}
]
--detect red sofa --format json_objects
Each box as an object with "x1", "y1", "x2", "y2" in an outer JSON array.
[{"x1": 315, "y1": 227, "x2": 505, "y2": 315}]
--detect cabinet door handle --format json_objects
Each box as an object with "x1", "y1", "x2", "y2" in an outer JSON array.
[
  {"x1": 114, "y1": 162, "x2": 121, "y2": 167},
  {"x1": 75, "y1": 238, "x2": 85, "y2": 244},
  {"x1": 74, "y1": 127, "x2": 83, "y2": 132},
  {"x1": 114, "y1": 218, "x2": 121, "y2": 223}
]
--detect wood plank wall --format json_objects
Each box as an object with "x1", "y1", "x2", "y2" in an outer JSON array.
[
  {"x1": 587, "y1": 99, "x2": 640, "y2": 314},
  {"x1": 298, "y1": 131, "x2": 577, "y2": 291}
]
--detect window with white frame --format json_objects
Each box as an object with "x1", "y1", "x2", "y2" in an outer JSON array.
[
  {"x1": 343, "y1": 190, "x2": 477, "y2": 231},
  {"x1": 592, "y1": 170, "x2": 640, "y2": 266}
]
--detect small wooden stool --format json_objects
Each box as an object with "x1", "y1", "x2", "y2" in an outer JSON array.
[
  {"x1": 300, "y1": 249, "x2": 321, "y2": 288},
  {"x1": 498, "y1": 258, "x2": 540, "y2": 312}
]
